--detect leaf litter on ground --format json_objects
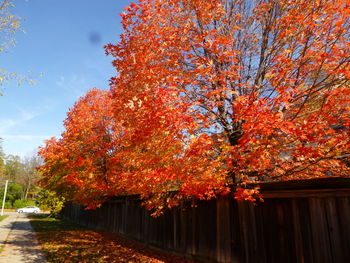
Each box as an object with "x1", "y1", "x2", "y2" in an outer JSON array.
[{"x1": 30, "y1": 214, "x2": 197, "y2": 263}]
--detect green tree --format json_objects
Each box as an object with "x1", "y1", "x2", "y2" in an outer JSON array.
[
  {"x1": 1, "y1": 153, "x2": 42, "y2": 205},
  {"x1": 13, "y1": 199, "x2": 35, "y2": 209},
  {"x1": 36, "y1": 189, "x2": 65, "y2": 217},
  {"x1": 0, "y1": 182, "x2": 22, "y2": 208},
  {"x1": 4, "y1": 154, "x2": 22, "y2": 182}
]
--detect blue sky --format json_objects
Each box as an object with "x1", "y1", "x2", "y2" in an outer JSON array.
[{"x1": 0, "y1": 0, "x2": 131, "y2": 157}]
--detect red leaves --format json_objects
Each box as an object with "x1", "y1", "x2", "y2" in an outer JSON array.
[
  {"x1": 40, "y1": 0, "x2": 350, "y2": 214},
  {"x1": 234, "y1": 187, "x2": 263, "y2": 203},
  {"x1": 38, "y1": 89, "x2": 124, "y2": 207}
]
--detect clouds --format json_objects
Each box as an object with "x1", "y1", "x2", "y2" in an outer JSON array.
[
  {"x1": 0, "y1": 107, "x2": 54, "y2": 157},
  {"x1": 1, "y1": 134, "x2": 51, "y2": 140},
  {"x1": 0, "y1": 73, "x2": 95, "y2": 157},
  {"x1": 0, "y1": 109, "x2": 35, "y2": 134},
  {"x1": 0, "y1": 132, "x2": 52, "y2": 158},
  {"x1": 56, "y1": 74, "x2": 92, "y2": 98}
]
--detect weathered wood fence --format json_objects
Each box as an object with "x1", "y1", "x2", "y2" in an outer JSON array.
[{"x1": 61, "y1": 178, "x2": 350, "y2": 263}]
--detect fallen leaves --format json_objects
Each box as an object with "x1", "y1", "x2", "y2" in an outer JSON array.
[{"x1": 30, "y1": 215, "x2": 196, "y2": 263}]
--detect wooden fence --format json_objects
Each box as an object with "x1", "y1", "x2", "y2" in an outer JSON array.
[{"x1": 61, "y1": 178, "x2": 350, "y2": 263}]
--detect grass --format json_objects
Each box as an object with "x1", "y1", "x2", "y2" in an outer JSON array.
[
  {"x1": 29, "y1": 214, "x2": 195, "y2": 263},
  {"x1": 0, "y1": 215, "x2": 9, "y2": 254},
  {"x1": 0, "y1": 215, "x2": 8, "y2": 222},
  {"x1": 29, "y1": 214, "x2": 82, "y2": 232}
]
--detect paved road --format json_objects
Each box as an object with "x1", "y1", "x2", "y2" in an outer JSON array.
[{"x1": 0, "y1": 213, "x2": 46, "y2": 263}]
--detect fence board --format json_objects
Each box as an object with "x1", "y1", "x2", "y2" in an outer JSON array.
[{"x1": 61, "y1": 178, "x2": 350, "y2": 263}]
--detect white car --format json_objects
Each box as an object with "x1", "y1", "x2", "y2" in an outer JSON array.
[{"x1": 17, "y1": 206, "x2": 40, "y2": 213}]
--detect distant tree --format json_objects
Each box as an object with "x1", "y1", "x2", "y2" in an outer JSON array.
[
  {"x1": 0, "y1": 182, "x2": 22, "y2": 208},
  {"x1": 1, "y1": 153, "x2": 42, "y2": 200},
  {"x1": 20, "y1": 154, "x2": 42, "y2": 199},
  {"x1": 4, "y1": 154, "x2": 22, "y2": 182},
  {"x1": 12, "y1": 199, "x2": 35, "y2": 209}
]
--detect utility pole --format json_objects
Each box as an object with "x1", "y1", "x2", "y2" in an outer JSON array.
[{"x1": 1, "y1": 180, "x2": 9, "y2": 216}]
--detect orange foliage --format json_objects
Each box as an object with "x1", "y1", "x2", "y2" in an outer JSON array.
[
  {"x1": 40, "y1": 0, "x2": 350, "y2": 213},
  {"x1": 31, "y1": 216, "x2": 195, "y2": 263},
  {"x1": 39, "y1": 89, "x2": 126, "y2": 207}
]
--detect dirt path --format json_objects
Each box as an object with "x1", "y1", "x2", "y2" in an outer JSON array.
[{"x1": 0, "y1": 214, "x2": 46, "y2": 263}]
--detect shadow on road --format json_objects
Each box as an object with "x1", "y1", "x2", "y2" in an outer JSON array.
[{"x1": 0, "y1": 216, "x2": 46, "y2": 263}]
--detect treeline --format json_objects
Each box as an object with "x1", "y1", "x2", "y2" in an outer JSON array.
[
  {"x1": 39, "y1": 0, "x2": 349, "y2": 215},
  {"x1": 0, "y1": 144, "x2": 42, "y2": 209}
]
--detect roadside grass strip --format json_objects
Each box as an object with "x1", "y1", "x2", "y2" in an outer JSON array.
[
  {"x1": 0, "y1": 215, "x2": 9, "y2": 254},
  {"x1": 29, "y1": 215, "x2": 195, "y2": 263},
  {"x1": 0, "y1": 215, "x2": 8, "y2": 222}
]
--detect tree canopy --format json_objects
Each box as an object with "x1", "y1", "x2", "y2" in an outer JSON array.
[{"x1": 39, "y1": 0, "x2": 350, "y2": 215}]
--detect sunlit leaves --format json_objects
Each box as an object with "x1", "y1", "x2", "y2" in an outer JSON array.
[
  {"x1": 39, "y1": 89, "x2": 122, "y2": 208},
  {"x1": 40, "y1": 0, "x2": 350, "y2": 213},
  {"x1": 106, "y1": 0, "x2": 350, "y2": 203}
]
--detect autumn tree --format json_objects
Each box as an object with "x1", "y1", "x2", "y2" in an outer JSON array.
[
  {"x1": 38, "y1": 89, "x2": 128, "y2": 208},
  {"x1": 105, "y1": 0, "x2": 350, "y2": 201},
  {"x1": 40, "y1": 0, "x2": 349, "y2": 213},
  {"x1": 38, "y1": 137, "x2": 74, "y2": 201}
]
